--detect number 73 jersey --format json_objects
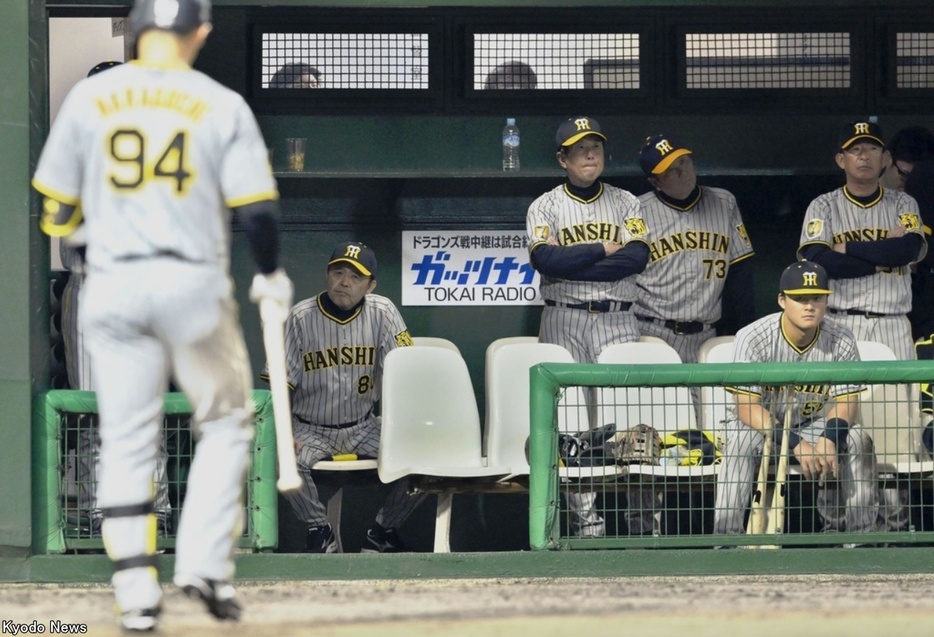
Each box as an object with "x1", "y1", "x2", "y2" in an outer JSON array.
[{"x1": 33, "y1": 60, "x2": 277, "y2": 272}]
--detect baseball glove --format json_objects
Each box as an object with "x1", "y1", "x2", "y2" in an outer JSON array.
[
  {"x1": 548, "y1": 423, "x2": 617, "y2": 467},
  {"x1": 609, "y1": 424, "x2": 661, "y2": 466}
]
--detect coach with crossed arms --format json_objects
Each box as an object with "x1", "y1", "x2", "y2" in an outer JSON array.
[
  {"x1": 526, "y1": 116, "x2": 652, "y2": 538},
  {"x1": 261, "y1": 241, "x2": 426, "y2": 553}
]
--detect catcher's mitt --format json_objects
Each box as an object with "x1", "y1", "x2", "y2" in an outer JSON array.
[{"x1": 609, "y1": 424, "x2": 661, "y2": 465}]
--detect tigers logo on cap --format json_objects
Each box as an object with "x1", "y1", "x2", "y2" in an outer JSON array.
[
  {"x1": 779, "y1": 261, "x2": 832, "y2": 295},
  {"x1": 555, "y1": 116, "x2": 607, "y2": 149},
  {"x1": 838, "y1": 120, "x2": 885, "y2": 151},
  {"x1": 328, "y1": 241, "x2": 378, "y2": 278},
  {"x1": 639, "y1": 133, "x2": 693, "y2": 175}
]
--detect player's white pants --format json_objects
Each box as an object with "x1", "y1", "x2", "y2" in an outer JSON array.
[
  {"x1": 713, "y1": 418, "x2": 879, "y2": 535},
  {"x1": 83, "y1": 261, "x2": 254, "y2": 614},
  {"x1": 540, "y1": 306, "x2": 652, "y2": 535},
  {"x1": 824, "y1": 312, "x2": 914, "y2": 531},
  {"x1": 69, "y1": 270, "x2": 172, "y2": 524},
  {"x1": 539, "y1": 306, "x2": 640, "y2": 363},
  {"x1": 287, "y1": 415, "x2": 427, "y2": 531}
]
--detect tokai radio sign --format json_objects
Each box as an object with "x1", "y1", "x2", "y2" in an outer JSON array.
[{"x1": 401, "y1": 230, "x2": 543, "y2": 306}]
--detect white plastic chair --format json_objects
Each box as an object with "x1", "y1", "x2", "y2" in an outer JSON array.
[
  {"x1": 484, "y1": 341, "x2": 589, "y2": 478},
  {"x1": 594, "y1": 341, "x2": 717, "y2": 481},
  {"x1": 698, "y1": 337, "x2": 736, "y2": 439},
  {"x1": 597, "y1": 341, "x2": 694, "y2": 434},
  {"x1": 697, "y1": 335, "x2": 736, "y2": 365},
  {"x1": 412, "y1": 336, "x2": 461, "y2": 355},
  {"x1": 638, "y1": 335, "x2": 671, "y2": 346},
  {"x1": 379, "y1": 346, "x2": 510, "y2": 552},
  {"x1": 855, "y1": 340, "x2": 930, "y2": 474}
]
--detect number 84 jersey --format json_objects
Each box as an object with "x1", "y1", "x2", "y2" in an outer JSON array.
[{"x1": 33, "y1": 60, "x2": 277, "y2": 272}]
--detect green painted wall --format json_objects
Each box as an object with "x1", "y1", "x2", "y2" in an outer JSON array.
[
  {"x1": 4, "y1": 0, "x2": 934, "y2": 567},
  {"x1": 0, "y1": 0, "x2": 39, "y2": 560}
]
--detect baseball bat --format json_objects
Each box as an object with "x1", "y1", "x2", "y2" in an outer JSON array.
[
  {"x1": 260, "y1": 298, "x2": 302, "y2": 492},
  {"x1": 746, "y1": 414, "x2": 772, "y2": 536},
  {"x1": 766, "y1": 388, "x2": 794, "y2": 537}
]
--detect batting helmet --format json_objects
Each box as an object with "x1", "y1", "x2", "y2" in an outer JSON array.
[{"x1": 128, "y1": 0, "x2": 211, "y2": 39}]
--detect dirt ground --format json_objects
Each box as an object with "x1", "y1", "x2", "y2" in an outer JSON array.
[{"x1": 2, "y1": 574, "x2": 934, "y2": 636}]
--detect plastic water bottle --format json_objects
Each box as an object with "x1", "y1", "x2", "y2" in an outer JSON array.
[
  {"x1": 502, "y1": 118, "x2": 520, "y2": 172},
  {"x1": 659, "y1": 446, "x2": 688, "y2": 466}
]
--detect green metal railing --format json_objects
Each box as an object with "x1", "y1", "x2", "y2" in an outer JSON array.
[
  {"x1": 529, "y1": 360, "x2": 934, "y2": 550},
  {"x1": 32, "y1": 389, "x2": 279, "y2": 554}
]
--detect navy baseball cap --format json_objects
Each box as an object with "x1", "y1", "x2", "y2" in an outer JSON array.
[
  {"x1": 779, "y1": 261, "x2": 832, "y2": 295},
  {"x1": 639, "y1": 133, "x2": 693, "y2": 175},
  {"x1": 556, "y1": 116, "x2": 607, "y2": 149},
  {"x1": 838, "y1": 120, "x2": 885, "y2": 151},
  {"x1": 329, "y1": 242, "x2": 377, "y2": 278}
]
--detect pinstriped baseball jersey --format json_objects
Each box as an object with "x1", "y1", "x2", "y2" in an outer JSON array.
[
  {"x1": 267, "y1": 293, "x2": 413, "y2": 426},
  {"x1": 726, "y1": 312, "x2": 864, "y2": 425},
  {"x1": 526, "y1": 183, "x2": 647, "y2": 304},
  {"x1": 798, "y1": 187, "x2": 926, "y2": 315},
  {"x1": 634, "y1": 186, "x2": 754, "y2": 323},
  {"x1": 32, "y1": 61, "x2": 277, "y2": 274}
]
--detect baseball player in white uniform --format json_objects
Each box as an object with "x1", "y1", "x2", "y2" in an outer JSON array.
[
  {"x1": 713, "y1": 262, "x2": 879, "y2": 538},
  {"x1": 633, "y1": 133, "x2": 756, "y2": 363},
  {"x1": 798, "y1": 121, "x2": 925, "y2": 533},
  {"x1": 32, "y1": 0, "x2": 293, "y2": 630},
  {"x1": 798, "y1": 121, "x2": 925, "y2": 362},
  {"x1": 60, "y1": 61, "x2": 173, "y2": 537},
  {"x1": 262, "y1": 242, "x2": 426, "y2": 553},
  {"x1": 526, "y1": 116, "x2": 652, "y2": 537}
]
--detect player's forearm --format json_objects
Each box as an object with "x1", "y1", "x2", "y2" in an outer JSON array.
[
  {"x1": 826, "y1": 394, "x2": 859, "y2": 424},
  {"x1": 564, "y1": 242, "x2": 649, "y2": 282},
  {"x1": 529, "y1": 242, "x2": 608, "y2": 278},
  {"x1": 843, "y1": 233, "x2": 924, "y2": 267},
  {"x1": 735, "y1": 399, "x2": 775, "y2": 433},
  {"x1": 798, "y1": 244, "x2": 877, "y2": 279},
  {"x1": 237, "y1": 201, "x2": 281, "y2": 274},
  {"x1": 37, "y1": 196, "x2": 83, "y2": 238}
]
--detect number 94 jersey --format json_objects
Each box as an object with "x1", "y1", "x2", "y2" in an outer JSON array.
[{"x1": 32, "y1": 60, "x2": 277, "y2": 272}]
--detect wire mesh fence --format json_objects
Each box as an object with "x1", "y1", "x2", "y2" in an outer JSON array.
[
  {"x1": 33, "y1": 390, "x2": 280, "y2": 554},
  {"x1": 530, "y1": 358, "x2": 934, "y2": 550},
  {"x1": 684, "y1": 32, "x2": 852, "y2": 89},
  {"x1": 896, "y1": 31, "x2": 934, "y2": 89}
]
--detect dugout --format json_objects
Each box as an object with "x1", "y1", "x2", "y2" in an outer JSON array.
[{"x1": 3, "y1": 0, "x2": 934, "y2": 577}]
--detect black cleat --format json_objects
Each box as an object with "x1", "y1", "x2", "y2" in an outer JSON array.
[
  {"x1": 305, "y1": 523, "x2": 338, "y2": 553},
  {"x1": 361, "y1": 524, "x2": 405, "y2": 553},
  {"x1": 174, "y1": 574, "x2": 242, "y2": 621}
]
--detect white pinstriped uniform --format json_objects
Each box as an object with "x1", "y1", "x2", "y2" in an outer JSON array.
[
  {"x1": 713, "y1": 312, "x2": 879, "y2": 535},
  {"x1": 60, "y1": 242, "x2": 172, "y2": 524},
  {"x1": 262, "y1": 292, "x2": 424, "y2": 528},
  {"x1": 33, "y1": 60, "x2": 276, "y2": 610},
  {"x1": 527, "y1": 182, "x2": 653, "y2": 536},
  {"x1": 798, "y1": 187, "x2": 926, "y2": 361},
  {"x1": 634, "y1": 186, "x2": 754, "y2": 363},
  {"x1": 526, "y1": 183, "x2": 647, "y2": 363}
]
